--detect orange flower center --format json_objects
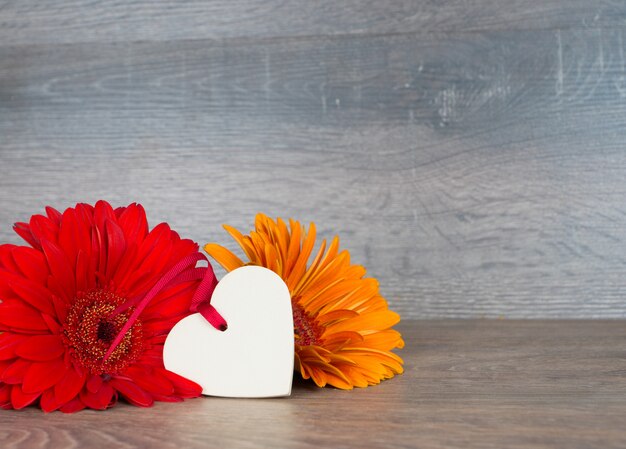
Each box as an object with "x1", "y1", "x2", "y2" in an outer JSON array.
[
  {"x1": 63, "y1": 289, "x2": 143, "y2": 375},
  {"x1": 293, "y1": 302, "x2": 322, "y2": 346}
]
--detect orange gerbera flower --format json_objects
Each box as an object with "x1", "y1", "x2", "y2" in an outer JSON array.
[{"x1": 205, "y1": 214, "x2": 404, "y2": 389}]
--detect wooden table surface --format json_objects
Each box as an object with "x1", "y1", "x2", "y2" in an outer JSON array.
[{"x1": 2, "y1": 320, "x2": 625, "y2": 449}]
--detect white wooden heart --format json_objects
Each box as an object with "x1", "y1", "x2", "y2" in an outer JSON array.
[{"x1": 163, "y1": 266, "x2": 294, "y2": 398}]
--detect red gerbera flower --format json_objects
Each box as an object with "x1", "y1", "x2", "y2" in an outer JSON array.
[{"x1": 0, "y1": 201, "x2": 216, "y2": 412}]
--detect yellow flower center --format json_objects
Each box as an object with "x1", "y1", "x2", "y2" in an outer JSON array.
[{"x1": 63, "y1": 289, "x2": 143, "y2": 375}]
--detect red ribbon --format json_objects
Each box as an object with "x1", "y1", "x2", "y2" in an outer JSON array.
[{"x1": 104, "y1": 253, "x2": 226, "y2": 361}]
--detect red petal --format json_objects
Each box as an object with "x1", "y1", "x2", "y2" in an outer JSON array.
[
  {"x1": 0, "y1": 361, "x2": 11, "y2": 378},
  {"x1": 138, "y1": 347, "x2": 164, "y2": 366},
  {"x1": 0, "y1": 333, "x2": 26, "y2": 360},
  {"x1": 45, "y1": 206, "x2": 63, "y2": 224},
  {"x1": 142, "y1": 238, "x2": 173, "y2": 278},
  {"x1": 125, "y1": 366, "x2": 174, "y2": 396},
  {"x1": 11, "y1": 384, "x2": 40, "y2": 409},
  {"x1": 55, "y1": 367, "x2": 87, "y2": 405},
  {"x1": 117, "y1": 203, "x2": 148, "y2": 245},
  {"x1": 104, "y1": 218, "x2": 126, "y2": 281},
  {"x1": 40, "y1": 387, "x2": 61, "y2": 412},
  {"x1": 7, "y1": 275, "x2": 55, "y2": 316},
  {"x1": 51, "y1": 294, "x2": 69, "y2": 325},
  {"x1": 111, "y1": 243, "x2": 139, "y2": 290},
  {"x1": 0, "y1": 267, "x2": 15, "y2": 299},
  {"x1": 92, "y1": 226, "x2": 106, "y2": 283},
  {"x1": 146, "y1": 334, "x2": 167, "y2": 345},
  {"x1": 22, "y1": 359, "x2": 67, "y2": 393},
  {"x1": 149, "y1": 394, "x2": 183, "y2": 403},
  {"x1": 122, "y1": 266, "x2": 153, "y2": 299},
  {"x1": 86, "y1": 374, "x2": 103, "y2": 393},
  {"x1": 58, "y1": 209, "x2": 80, "y2": 268},
  {"x1": 144, "y1": 297, "x2": 189, "y2": 321},
  {"x1": 75, "y1": 250, "x2": 90, "y2": 293},
  {"x1": 11, "y1": 246, "x2": 48, "y2": 283},
  {"x1": 59, "y1": 397, "x2": 86, "y2": 413},
  {"x1": 74, "y1": 214, "x2": 93, "y2": 256},
  {"x1": 94, "y1": 200, "x2": 116, "y2": 230},
  {"x1": 0, "y1": 300, "x2": 49, "y2": 332},
  {"x1": 1, "y1": 359, "x2": 31, "y2": 384},
  {"x1": 41, "y1": 314, "x2": 61, "y2": 334},
  {"x1": 120, "y1": 222, "x2": 176, "y2": 298},
  {"x1": 164, "y1": 370, "x2": 202, "y2": 398},
  {"x1": 109, "y1": 377, "x2": 154, "y2": 407},
  {"x1": 13, "y1": 223, "x2": 40, "y2": 249},
  {"x1": 142, "y1": 318, "x2": 181, "y2": 336},
  {"x1": 136, "y1": 223, "x2": 172, "y2": 268},
  {"x1": 0, "y1": 384, "x2": 10, "y2": 407},
  {"x1": 96, "y1": 383, "x2": 115, "y2": 408},
  {"x1": 29, "y1": 215, "x2": 59, "y2": 246},
  {"x1": 171, "y1": 240, "x2": 199, "y2": 270},
  {"x1": 15, "y1": 335, "x2": 65, "y2": 361},
  {"x1": 145, "y1": 280, "x2": 195, "y2": 312},
  {"x1": 93, "y1": 203, "x2": 116, "y2": 282},
  {"x1": 80, "y1": 382, "x2": 114, "y2": 410},
  {"x1": 41, "y1": 240, "x2": 75, "y2": 301},
  {"x1": 75, "y1": 203, "x2": 95, "y2": 226},
  {"x1": 0, "y1": 244, "x2": 19, "y2": 271}
]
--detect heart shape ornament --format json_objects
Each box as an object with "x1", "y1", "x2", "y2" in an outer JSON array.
[{"x1": 164, "y1": 266, "x2": 294, "y2": 397}]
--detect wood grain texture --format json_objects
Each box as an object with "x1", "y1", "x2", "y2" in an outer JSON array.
[
  {"x1": 2, "y1": 3, "x2": 626, "y2": 318},
  {"x1": 1, "y1": 320, "x2": 625, "y2": 449},
  {"x1": 0, "y1": 1, "x2": 625, "y2": 46}
]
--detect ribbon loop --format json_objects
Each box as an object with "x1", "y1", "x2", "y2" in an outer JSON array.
[
  {"x1": 104, "y1": 252, "x2": 225, "y2": 360},
  {"x1": 189, "y1": 265, "x2": 226, "y2": 330}
]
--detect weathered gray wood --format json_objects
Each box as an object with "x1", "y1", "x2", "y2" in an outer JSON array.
[
  {"x1": 2, "y1": 25, "x2": 626, "y2": 318},
  {"x1": 0, "y1": 1, "x2": 625, "y2": 46},
  {"x1": 1, "y1": 320, "x2": 625, "y2": 449}
]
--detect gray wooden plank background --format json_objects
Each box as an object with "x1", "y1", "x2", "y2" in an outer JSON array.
[{"x1": 1, "y1": 1, "x2": 625, "y2": 318}]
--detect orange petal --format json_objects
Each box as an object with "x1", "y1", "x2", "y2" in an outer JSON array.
[
  {"x1": 362, "y1": 329, "x2": 405, "y2": 351},
  {"x1": 328, "y1": 310, "x2": 401, "y2": 333},
  {"x1": 223, "y1": 225, "x2": 256, "y2": 262},
  {"x1": 284, "y1": 219, "x2": 302, "y2": 276},
  {"x1": 204, "y1": 243, "x2": 244, "y2": 272},
  {"x1": 286, "y1": 222, "x2": 316, "y2": 290}
]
